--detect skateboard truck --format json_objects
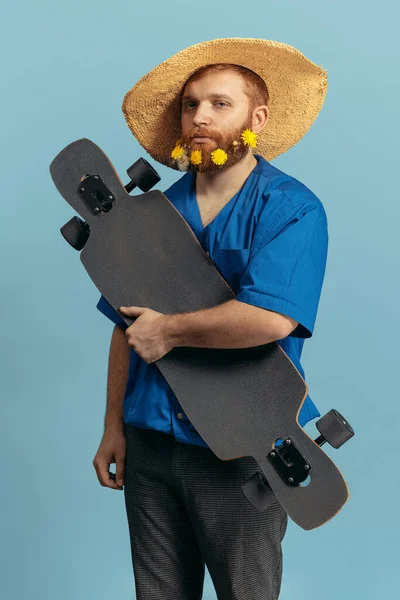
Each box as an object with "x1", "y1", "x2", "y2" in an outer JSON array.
[
  {"x1": 78, "y1": 174, "x2": 115, "y2": 216},
  {"x1": 267, "y1": 409, "x2": 354, "y2": 486},
  {"x1": 78, "y1": 157, "x2": 161, "y2": 217},
  {"x1": 61, "y1": 157, "x2": 161, "y2": 250},
  {"x1": 268, "y1": 438, "x2": 311, "y2": 486},
  {"x1": 242, "y1": 408, "x2": 355, "y2": 505}
]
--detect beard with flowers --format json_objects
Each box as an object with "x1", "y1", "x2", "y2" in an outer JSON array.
[{"x1": 170, "y1": 114, "x2": 259, "y2": 173}]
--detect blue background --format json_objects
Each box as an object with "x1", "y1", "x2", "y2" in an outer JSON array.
[{"x1": 1, "y1": 1, "x2": 398, "y2": 598}]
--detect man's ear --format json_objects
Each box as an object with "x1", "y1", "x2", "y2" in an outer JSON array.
[{"x1": 252, "y1": 105, "x2": 269, "y2": 134}]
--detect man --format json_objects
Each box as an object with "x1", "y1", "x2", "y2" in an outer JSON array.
[{"x1": 93, "y1": 38, "x2": 329, "y2": 599}]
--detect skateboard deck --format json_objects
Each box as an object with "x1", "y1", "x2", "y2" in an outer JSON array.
[{"x1": 50, "y1": 138, "x2": 350, "y2": 530}]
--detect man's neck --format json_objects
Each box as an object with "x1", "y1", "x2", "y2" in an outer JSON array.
[{"x1": 195, "y1": 151, "x2": 258, "y2": 199}]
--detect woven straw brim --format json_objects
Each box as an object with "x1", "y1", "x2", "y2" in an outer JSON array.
[{"x1": 122, "y1": 38, "x2": 328, "y2": 169}]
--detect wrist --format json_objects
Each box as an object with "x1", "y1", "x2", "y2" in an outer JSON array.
[
  {"x1": 160, "y1": 313, "x2": 182, "y2": 347},
  {"x1": 104, "y1": 417, "x2": 124, "y2": 433}
]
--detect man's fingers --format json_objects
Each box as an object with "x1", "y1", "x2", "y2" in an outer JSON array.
[
  {"x1": 93, "y1": 433, "x2": 126, "y2": 491},
  {"x1": 93, "y1": 458, "x2": 122, "y2": 490},
  {"x1": 119, "y1": 306, "x2": 143, "y2": 316},
  {"x1": 115, "y1": 457, "x2": 125, "y2": 487}
]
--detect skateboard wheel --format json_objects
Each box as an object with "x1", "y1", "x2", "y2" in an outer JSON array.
[
  {"x1": 315, "y1": 409, "x2": 354, "y2": 449},
  {"x1": 241, "y1": 472, "x2": 276, "y2": 511},
  {"x1": 60, "y1": 216, "x2": 91, "y2": 251},
  {"x1": 126, "y1": 158, "x2": 161, "y2": 193}
]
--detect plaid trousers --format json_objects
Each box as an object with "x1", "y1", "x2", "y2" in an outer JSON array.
[{"x1": 123, "y1": 424, "x2": 288, "y2": 600}]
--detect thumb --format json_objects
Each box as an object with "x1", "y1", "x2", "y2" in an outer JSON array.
[{"x1": 118, "y1": 306, "x2": 145, "y2": 317}]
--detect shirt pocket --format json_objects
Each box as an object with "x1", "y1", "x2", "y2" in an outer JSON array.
[{"x1": 214, "y1": 248, "x2": 251, "y2": 291}]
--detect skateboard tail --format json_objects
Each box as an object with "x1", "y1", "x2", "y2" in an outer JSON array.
[{"x1": 256, "y1": 452, "x2": 349, "y2": 530}]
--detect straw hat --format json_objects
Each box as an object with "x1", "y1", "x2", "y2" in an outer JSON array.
[{"x1": 122, "y1": 38, "x2": 328, "y2": 169}]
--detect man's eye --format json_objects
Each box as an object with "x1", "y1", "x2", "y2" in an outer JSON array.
[{"x1": 183, "y1": 101, "x2": 228, "y2": 109}]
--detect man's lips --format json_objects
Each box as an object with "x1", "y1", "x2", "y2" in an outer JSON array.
[{"x1": 192, "y1": 136, "x2": 212, "y2": 142}]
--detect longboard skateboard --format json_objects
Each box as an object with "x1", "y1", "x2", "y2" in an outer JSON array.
[{"x1": 50, "y1": 138, "x2": 354, "y2": 530}]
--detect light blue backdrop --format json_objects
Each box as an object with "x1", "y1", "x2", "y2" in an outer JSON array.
[{"x1": 1, "y1": 1, "x2": 398, "y2": 598}]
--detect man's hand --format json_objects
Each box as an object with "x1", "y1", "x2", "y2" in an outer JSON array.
[
  {"x1": 93, "y1": 429, "x2": 126, "y2": 490},
  {"x1": 118, "y1": 306, "x2": 174, "y2": 363}
]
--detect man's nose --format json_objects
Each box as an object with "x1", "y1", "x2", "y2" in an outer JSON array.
[{"x1": 192, "y1": 105, "x2": 211, "y2": 127}]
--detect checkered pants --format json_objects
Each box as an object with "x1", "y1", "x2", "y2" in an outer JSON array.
[{"x1": 123, "y1": 424, "x2": 288, "y2": 600}]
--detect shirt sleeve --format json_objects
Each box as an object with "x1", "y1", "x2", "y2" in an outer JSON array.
[
  {"x1": 235, "y1": 202, "x2": 328, "y2": 338},
  {"x1": 96, "y1": 294, "x2": 128, "y2": 330}
]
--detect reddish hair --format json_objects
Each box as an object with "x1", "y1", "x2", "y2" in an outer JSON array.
[{"x1": 182, "y1": 63, "x2": 269, "y2": 112}]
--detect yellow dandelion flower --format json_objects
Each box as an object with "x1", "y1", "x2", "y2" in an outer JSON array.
[
  {"x1": 241, "y1": 129, "x2": 258, "y2": 148},
  {"x1": 210, "y1": 148, "x2": 228, "y2": 166},
  {"x1": 171, "y1": 144, "x2": 185, "y2": 160},
  {"x1": 189, "y1": 150, "x2": 202, "y2": 165}
]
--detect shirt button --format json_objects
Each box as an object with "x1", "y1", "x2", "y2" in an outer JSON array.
[{"x1": 177, "y1": 412, "x2": 183, "y2": 419}]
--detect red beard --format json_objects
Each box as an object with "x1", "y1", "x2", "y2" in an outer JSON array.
[{"x1": 176, "y1": 115, "x2": 255, "y2": 172}]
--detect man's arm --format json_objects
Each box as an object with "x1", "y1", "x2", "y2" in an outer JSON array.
[
  {"x1": 104, "y1": 324, "x2": 130, "y2": 431},
  {"x1": 164, "y1": 299, "x2": 298, "y2": 349},
  {"x1": 93, "y1": 324, "x2": 130, "y2": 491}
]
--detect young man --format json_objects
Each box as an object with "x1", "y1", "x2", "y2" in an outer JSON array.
[{"x1": 93, "y1": 38, "x2": 329, "y2": 599}]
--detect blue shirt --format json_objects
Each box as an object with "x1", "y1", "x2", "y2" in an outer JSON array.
[{"x1": 96, "y1": 154, "x2": 328, "y2": 447}]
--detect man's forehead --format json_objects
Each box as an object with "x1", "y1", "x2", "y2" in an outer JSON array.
[
  {"x1": 181, "y1": 91, "x2": 236, "y2": 102},
  {"x1": 182, "y1": 71, "x2": 245, "y2": 101}
]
